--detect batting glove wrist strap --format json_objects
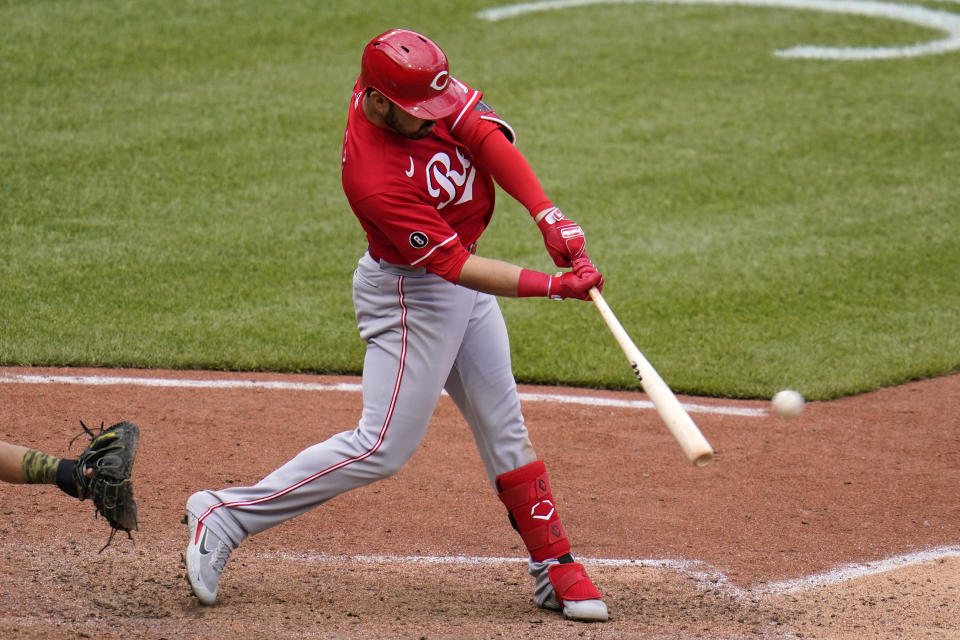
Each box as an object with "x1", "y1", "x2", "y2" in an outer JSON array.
[{"x1": 517, "y1": 269, "x2": 551, "y2": 298}]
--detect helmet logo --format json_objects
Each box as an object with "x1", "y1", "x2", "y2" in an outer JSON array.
[{"x1": 430, "y1": 71, "x2": 449, "y2": 91}]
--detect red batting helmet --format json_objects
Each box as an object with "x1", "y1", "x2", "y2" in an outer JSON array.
[{"x1": 359, "y1": 29, "x2": 461, "y2": 119}]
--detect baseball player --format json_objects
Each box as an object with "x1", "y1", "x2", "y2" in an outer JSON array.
[
  {"x1": 0, "y1": 422, "x2": 139, "y2": 549},
  {"x1": 185, "y1": 28, "x2": 609, "y2": 622}
]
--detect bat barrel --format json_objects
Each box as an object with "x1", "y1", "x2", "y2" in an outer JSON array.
[
  {"x1": 636, "y1": 354, "x2": 714, "y2": 466},
  {"x1": 589, "y1": 288, "x2": 714, "y2": 467}
]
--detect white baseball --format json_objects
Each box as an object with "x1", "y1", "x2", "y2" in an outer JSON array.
[{"x1": 771, "y1": 389, "x2": 805, "y2": 417}]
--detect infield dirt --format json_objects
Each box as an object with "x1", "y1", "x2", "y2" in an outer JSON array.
[{"x1": 1, "y1": 366, "x2": 958, "y2": 639}]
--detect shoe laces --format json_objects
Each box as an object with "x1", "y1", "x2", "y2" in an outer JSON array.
[{"x1": 211, "y1": 541, "x2": 232, "y2": 573}]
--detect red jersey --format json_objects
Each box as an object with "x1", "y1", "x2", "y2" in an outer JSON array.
[{"x1": 341, "y1": 78, "x2": 503, "y2": 283}]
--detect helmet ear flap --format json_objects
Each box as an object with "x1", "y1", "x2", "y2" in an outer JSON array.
[{"x1": 359, "y1": 29, "x2": 462, "y2": 119}]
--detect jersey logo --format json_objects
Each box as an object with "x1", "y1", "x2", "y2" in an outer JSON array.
[
  {"x1": 426, "y1": 149, "x2": 476, "y2": 209},
  {"x1": 405, "y1": 156, "x2": 415, "y2": 177},
  {"x1": 409, "y1": 231, "x2": 429, "y2": 249}
]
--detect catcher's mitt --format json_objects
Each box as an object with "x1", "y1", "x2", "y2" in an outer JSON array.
[{"x1": 71, "y1": 420, "x2": 140, "y2": 551}]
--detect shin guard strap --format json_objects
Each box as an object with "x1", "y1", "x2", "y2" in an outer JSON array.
[
  {"x1": 498, "y1": 470, "x2": 550, "y2": 510},
  {"x1": 520, "y1": 520, "x2": 567, "y2": 555},
  {"x1": 548, "y1": 562, "x2": 602, "y2": 603}
]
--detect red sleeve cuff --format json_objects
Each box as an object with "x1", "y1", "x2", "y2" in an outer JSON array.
[{"x1": 427, "y1": 246, "x2": 472, "y2": 284}]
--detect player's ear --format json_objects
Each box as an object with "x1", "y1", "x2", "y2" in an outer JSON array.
[{"x1": 366, "y1": 89, "x2": 392, "y2": 115}]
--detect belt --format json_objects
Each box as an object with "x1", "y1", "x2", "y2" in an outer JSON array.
[{"x1": 367, "y1": 242, "x2": 477, "y2": 265}]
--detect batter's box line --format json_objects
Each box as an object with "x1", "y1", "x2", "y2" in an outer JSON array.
[
  {"x1": 256, "y1": 546, "x2": 960, "y2": 599},
  {"x1": 754, "y1": 544, "x2": 960, "y2": 595},
  {"x1": 0, "y1": 372, "x2": 765, "y2": 418}
]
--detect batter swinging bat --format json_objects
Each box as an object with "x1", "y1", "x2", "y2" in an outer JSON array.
[{"x1": 588, "y1": 288, "x2": 714, "y2": 467}]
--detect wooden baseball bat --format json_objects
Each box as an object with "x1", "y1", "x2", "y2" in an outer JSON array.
[{"x1": 588, "y1": 287, "x2": 714, "y2": 467}]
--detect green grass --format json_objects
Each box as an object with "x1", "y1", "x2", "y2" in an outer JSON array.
[{"x1": 2, "y1": 0, "x2": 958, "y2": 399}]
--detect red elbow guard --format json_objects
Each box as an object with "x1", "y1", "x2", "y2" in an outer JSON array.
[{"x1": 496, "y1": 460, "x2": 571, "y2": 562}]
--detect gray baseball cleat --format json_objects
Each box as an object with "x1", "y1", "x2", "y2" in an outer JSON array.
[
  {"x1": 184, "y1": 505, "x2": 233, "y2": 605},
  {"x1": 530, "y1": 558, "x2": 609, "y2": 622}
]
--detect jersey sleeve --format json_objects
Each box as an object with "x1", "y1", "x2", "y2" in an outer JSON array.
[
  {"x1": 351, "y1": 192, "x2": 472, "y2": 283},
  {"x1": 442, "y1": 89, "x2": 551, "y2": 216},
  {"x1": 445, "y1": 97, "x2": 517, "y2": 154},
  {"x1": 471, "y1": 117, "x2": 552, "y2": 217}
]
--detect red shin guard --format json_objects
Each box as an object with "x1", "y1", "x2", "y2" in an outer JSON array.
[{"x1": 496, "y1": 460, "x2": 571, "y2": 562}]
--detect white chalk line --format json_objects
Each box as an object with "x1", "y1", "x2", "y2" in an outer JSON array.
[
  {"x1": 477, "y1": 0, "x2": 960, "y2": 60},
  {"x1": 0, "y1": 372, "x2": 766, "y2": 417},
  {"x1": 257, "y1": 545, "x2": 960, "y2": 598}
]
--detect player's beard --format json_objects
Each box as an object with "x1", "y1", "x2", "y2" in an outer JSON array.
[{"x1": 385, "y1": 103, "x2": 435, "y2": 140}]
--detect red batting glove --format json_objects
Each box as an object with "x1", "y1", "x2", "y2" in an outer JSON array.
[
  {"x1": 549, "y1": 268, "x2": 602, "y2": 300},
  {"x1": 552, "y1": 256, "x2": 603, "y2": 299},
  {"x1": 535, "y1": 206, "x2": 586, "y2": 268},
  {"x1": 569, "y1": 255, "x2": 604, "y2": 293},
  {"x1": 571, "y1": 254, "x2": 599, "y2": 277},
  {"x1": 517, "y1": 261, "x2": 603, "y2": 300}
]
